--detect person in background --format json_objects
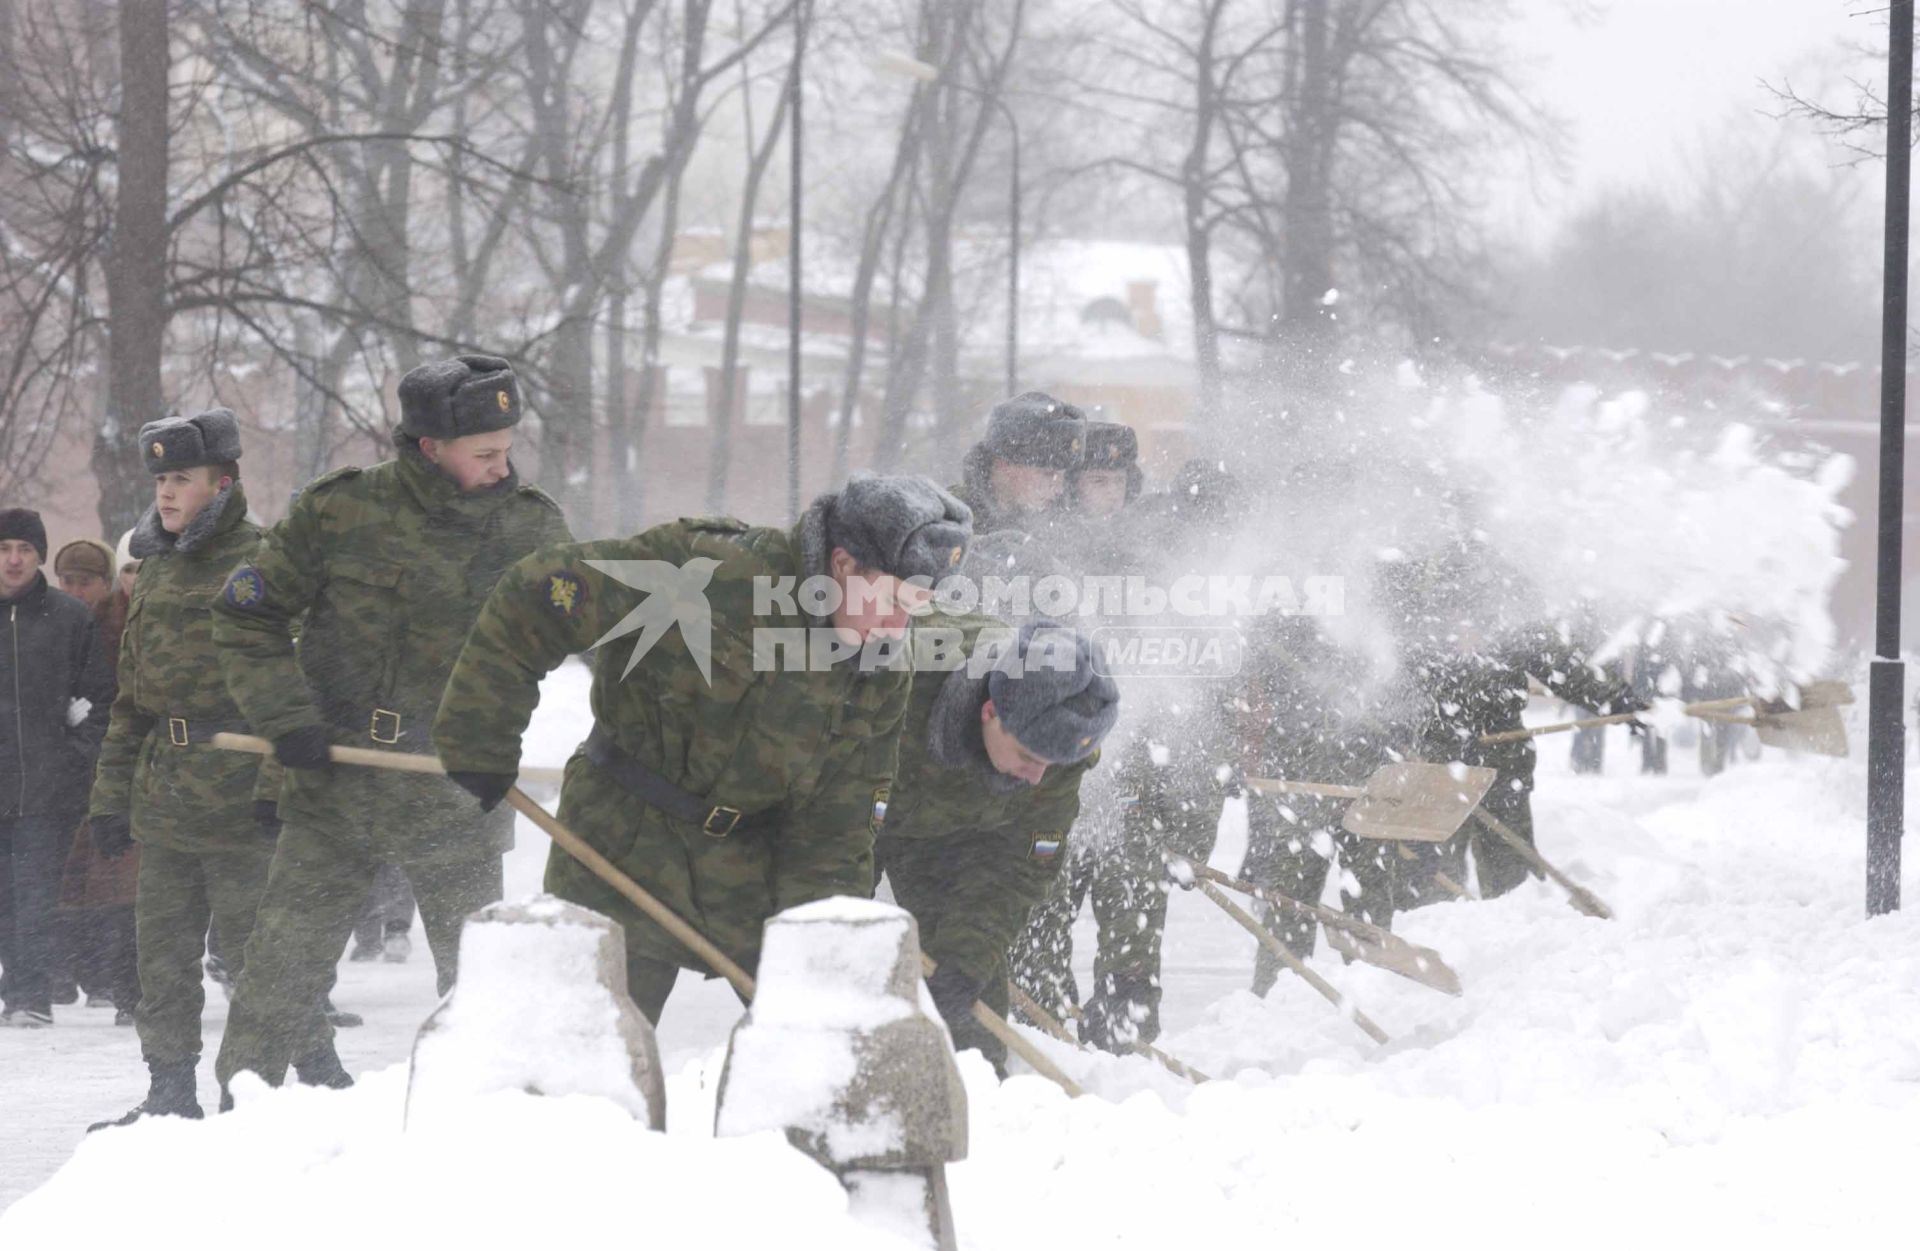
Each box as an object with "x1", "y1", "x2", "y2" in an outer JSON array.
[
  {"x1": 52, "y1": 538, "x2": 139, "y2": 1022},
  {"x1": 0, "y1": 508, "x2": 113, "y2": 1027}
]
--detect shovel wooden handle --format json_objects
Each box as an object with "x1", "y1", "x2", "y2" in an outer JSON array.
[
  {"x1": 1478, "y1": 694, "x2": 1757, "y2": 745},
  {"x1": 1469, "y1": 809, "x2": 1613, "y2": 920},
  {"x1": 212, "y1": 732, "x2": 1085, "y2": 1097},
  {"x1": 209, "y1": 732, "x2": 567, "y2": 785},
  {"x1": 1242, "y1": 776, "x2": 1366, "y2": 801},
  {"x1": 1197, "y1": 880, "x2": 1390, "y2": 1047},
  {"x1": 1008, "y1": 981, "x2": 1212, "y2": 1084}
]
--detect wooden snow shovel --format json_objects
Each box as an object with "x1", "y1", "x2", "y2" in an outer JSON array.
[
  {"x1": 1479, "y1": 681, "x2": 1854, "y2": 756},
  {"x1": 1192, "y1": 879, "x2": 1391, "y2": 1047},
  {"x1": 1243, "y1": 762, "x2": 1499, "y2": 844},
  {"x1": 1176, "y1": 860, "x2": 1462, "y2": 997},
  {"x1": 1694, "y1": 686, "x2": 1851, "y2": 757},
  {"x1": 211, "y1": 733, "x2": 1087, "y2": 1098}
]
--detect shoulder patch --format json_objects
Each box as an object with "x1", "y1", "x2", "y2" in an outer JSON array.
[
  {"x1": 870, "y1": 786, "x2": 890, "y2": 834},
  {"x1": 222, "y1": 565, "x2": 268, "y2": 613},
  {"x1": 516, "y1": 482, "x2": 565, "y2": 513},
  {"x1": 679, "y1": 515, "x2": 750, "y2": 534},
  {"x1": 1028, "y1": 831, "x2": 1064, "y2": 864},
  {"x1": 543, "y1": 571, "x2": 587, "y2": 618}
]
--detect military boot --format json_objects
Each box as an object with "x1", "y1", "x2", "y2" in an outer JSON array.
[
  {"x1": 88, "y1": 1060, "x2": 203, "y2": 1132},
  {"x1": 293, "y1": 1043, "x2": 355, "y2": 1090}
]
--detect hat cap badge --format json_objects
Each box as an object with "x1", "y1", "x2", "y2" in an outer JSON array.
[
  {"x1": 496, "y1": 390, "x2": 511, "y2": 412},
  {"x1": 151, "y1": 441, "x2": 165, "y2": 458}
]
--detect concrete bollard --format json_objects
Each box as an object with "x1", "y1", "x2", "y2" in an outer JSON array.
[
  {"x1": 714, "y1": 897, "x2": 967, "y2": 1251},
  {"x1": 404, "y1": 895, "x2": 665, "y2": 1130}
]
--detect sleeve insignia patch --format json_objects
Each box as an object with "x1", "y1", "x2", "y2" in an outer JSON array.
[
  {"x1": 1028, "y1": 832, "x2": 1063, "y2": 863},
  {"x1": 870, "y1": 786, "x2": 890, "y2": 833},
  {"x1": 546, "y1": 572, "x2": 585, "y2": 617},
  {"x1": 223, "y1": 566, "x2": 266, "y2": 611}
]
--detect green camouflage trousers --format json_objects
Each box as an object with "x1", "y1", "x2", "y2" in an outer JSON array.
[
  {"x1": 134, "y1": 842, "x2": 273, "y2": 1066},
  {"x1": 1390, "y1": 779, "x2": 1538, "y2": 904},
  {"x1": 1238, "y1": 793, "x2": 1396, "y2": 995},
  {"x1": 1074, "y1": 735, "x2": 1227, "y2": 1051},
  {"x1": 874, "y1": 831, "x2": 1024, "y2": 1075},
  {"x1": 539, "y1": 837, "x2": 752, "y2": 1026},
  {"x1": 1008, "y1": 841, "x2": 1094, "y2": 1024},
  {"x1": 214, "y1": 769, "x2": 505, "y2": 1089}
]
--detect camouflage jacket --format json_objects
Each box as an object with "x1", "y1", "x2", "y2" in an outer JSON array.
[
  {"x1": 214, "y1": 447, "x2": 569, "y2": 750},
  {"x1": 878, "y1": 611, "x2": 1097, "y2": 986},
  {"x1": 1399, "y1": 626, "x2": 1637, "y2": 787},
  {"x1": 431, "y1": 512, "x2": 913, "y2": 968},
  {"x1": 90, "y1": 485, "x2": 279, "y2": 850}
]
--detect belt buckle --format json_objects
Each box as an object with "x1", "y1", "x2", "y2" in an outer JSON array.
[
  {"x1": 702, "y1": 806, "x2": 742, "y2": 839},
  {"x1": 168, "y1": 717, "x2": 189, "y2": 747},
  {"x1": 370, "y1": 709, "x2": 402, "y2": 745}
]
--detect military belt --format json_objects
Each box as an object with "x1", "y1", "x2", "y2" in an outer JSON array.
[
  {"x1": 159, "y1": 715, "x2": 250, "y2": 747},
  {"x1": 583, "y1": 724, "x2": 776, "y2": 839}
]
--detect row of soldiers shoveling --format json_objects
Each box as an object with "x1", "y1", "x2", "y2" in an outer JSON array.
[{"x1": 0, "y1": 354, "x2": 1841, "y2": 1126}]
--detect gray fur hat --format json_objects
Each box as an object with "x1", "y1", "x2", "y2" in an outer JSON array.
[
  {"x1": 140, "y1": 408, "x2": 243, "y2": 475},
  {"x1": 1073, "y1": 420, "x2": 1144, "y2": 502},
  {"x1": 987, "y1": 619, "x2": 1120, "y2": 763},
  {"x1": 979, "y1": 391, "x2": 1088, "y2": 470},
  {"x1": 826, "y1": 471, "x2": 974, "y2": 583},
  {"x1": 398, "y1": 354, "x2": 523, "y2": 440}
]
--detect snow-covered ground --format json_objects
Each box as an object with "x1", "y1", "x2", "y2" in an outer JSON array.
[{"x1": 4, "y1": 664, "x2": 1917, "y2": 1246}]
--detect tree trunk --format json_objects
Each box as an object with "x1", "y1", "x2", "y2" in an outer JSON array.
[
  {"x1": 831, "y1": 105, "x2": 922, "y2": 483},
  {"x1": 1281, "y1": 0, "x2": 1336, "y2": 355},
  {"x1": 708, "y1": 65, "x2": 795, "y2": 512},
  {"x1": 95, "y1": 0, "x2": 170, "y2": 537},
  {"x1": 1184, "y1": 3, "x2": 1225, "y2": 424}
]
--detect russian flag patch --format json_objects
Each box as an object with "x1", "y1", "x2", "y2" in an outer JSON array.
[{"x1": 1028, "y1": 832, "x2": 1063, "y2": 863}]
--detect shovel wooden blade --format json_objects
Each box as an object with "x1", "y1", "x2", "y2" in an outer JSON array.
[
  {"x1": 1341, "y1": 762, "x2": 1498, "y2": 843},
  {"x1": 1322, "y1": 924, "x2": 1464, "y2": 996},
  {"x1": 1752, "y1": 702, "x2": 1850, "y2": 757},
  {"x1": 1789, "y1": 680, "x2": 1855, "y2": 710}
]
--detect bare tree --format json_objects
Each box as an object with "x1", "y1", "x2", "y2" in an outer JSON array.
[{"x1": 707, "y1": 31, "x2": 800, "y2": 511}]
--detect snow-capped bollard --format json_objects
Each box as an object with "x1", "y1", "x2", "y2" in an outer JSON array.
[
  {"x1": 714, "y1": 897, "x2": 967, "y2": 1251},
  {"x1": 404, "y1": 895, "x2": 665, "y2": 1130}
]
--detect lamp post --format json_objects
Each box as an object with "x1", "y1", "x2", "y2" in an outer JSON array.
[
  {"x1": 876, "y1": 51, "x2": 1021, "y2": 395},
  {"x1": 1869, "y1": 0, "x2": 1913, "y2": 917}
]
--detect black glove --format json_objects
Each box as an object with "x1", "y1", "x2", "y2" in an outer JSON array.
[
  {"x1": 90, "y1": 813, "x2": 133, "y2": 859},
  {"x1": 273, "y1": 726, "x2": 334, "y2": 772},
  {"x1": 1604, "y1": 690, "x2": 1651, "y2": 717},
  {"x1": 253, "y1": 800, "x2": 283, "y2": 837},
  {"x1": 925, "y1": 964, "x2": 983, "y2": 1027},
  {"x1": 446, "y1": 770, "x2": 513, "y2": 814}
]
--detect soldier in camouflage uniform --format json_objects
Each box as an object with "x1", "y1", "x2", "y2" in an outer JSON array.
[
  {"x1": 1007, "y1": 420, "x2": 1142, "y2": 1023},
  {"x1": 432, "y1": 473, "x2": 971, "y2": 1022},
  {"x1": 1076, "y1": 458, "x2": 1245, "y2": 1052},
  {"x1": 1235, "y1": 616, "x2": 1398, "y2": 987},
  {"x1": 1383, "y1": 549, "x2": 1644, "y2": 903},
  {"x1": 878, "y1": 614, "x2": 1119, "y2": 1073},
  {"x1": 86, "y1": 410, "x2": 277, "y2": 1126},
  {"x1": 212, "y1": 356, "x2": 571, "y2": 1096},
  {"x1": 955, "y1": 391, "x2": 1087, "y2": 537}
]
